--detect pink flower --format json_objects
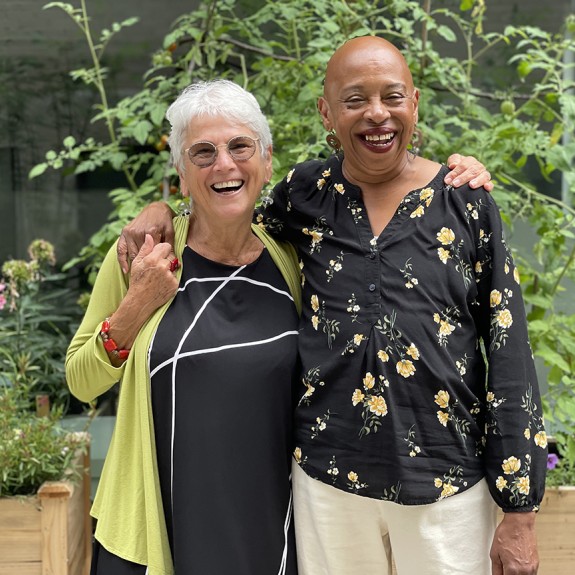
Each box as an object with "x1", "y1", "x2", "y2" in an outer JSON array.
[{"x1": 0, "y1": 293, "x2": 6, "y2": 311}]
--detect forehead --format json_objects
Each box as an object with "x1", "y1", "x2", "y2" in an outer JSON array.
[
  {"x1": 325, "y1": 44, "x2": 413, "y2": 96},
  {"x1": 185, "y1": 115, "x2": 253, "y2": 143}
]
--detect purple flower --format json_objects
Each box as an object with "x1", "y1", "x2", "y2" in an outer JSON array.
[{"x1": 547, "y1": 453, "x2": 560, "y2": 470}]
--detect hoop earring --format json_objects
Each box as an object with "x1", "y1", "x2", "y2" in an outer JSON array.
[
  {"x1": 410, "y1": 127, "x2": 423, "y2": 156},
  {"x1": 326, "y1": 131, "x2": 342, "y2": 153}
]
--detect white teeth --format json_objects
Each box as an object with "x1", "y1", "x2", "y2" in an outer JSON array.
[
  {"x1": 365, "y1": 133, "x2": 394, "y2": 142},
  {"x1": 213, "y1": 180, "x2": 242, "y2": 189}
]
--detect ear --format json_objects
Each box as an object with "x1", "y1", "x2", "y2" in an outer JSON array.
[
  {"x1": 177, "y1": 169, "x2": 189, "y2": 197},
  {"x1": 317, "y1": 97, "x2": 333, "y2": 131}
]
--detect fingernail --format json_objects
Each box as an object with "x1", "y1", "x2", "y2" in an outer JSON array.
[
  {"x1": 469, "y1": 179, "x2": 477, "y2": 188},
  {"x1": 452, "y1": 178, "x2": 461, "y2": 187},
  {"x1": 444, "y1": 176, "x2": 452, "y2": 184}
]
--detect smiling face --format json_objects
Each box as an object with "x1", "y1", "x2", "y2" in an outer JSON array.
[
  {"x1": 318, "y1": 36, "x2": 419, "y2": 185},
  {"x1": 178, "y1": 115, "x2": 272, "y2": 226}
]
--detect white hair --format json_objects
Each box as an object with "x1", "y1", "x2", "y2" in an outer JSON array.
[{"x1": 166, "y1": 79, "x2": 273, "y2": 171}]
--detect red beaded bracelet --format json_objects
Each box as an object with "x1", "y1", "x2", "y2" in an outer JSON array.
[{"x1": 100, "y1": 318, "x2": 130, "y2": 360}]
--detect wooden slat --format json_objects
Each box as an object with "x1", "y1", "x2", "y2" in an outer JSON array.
[
  {"x1": 39, "y1": 482, "x2": 72, "y2": 575},
  {"x1": 0, "y1": 497, "x2": 40, "y2": 530},
  {"x1": 0, "y1": 562, "x2": 41, "y2": 575},
  {"x1": 0, "y1": 530, "x2": 42, "y2": 562}
]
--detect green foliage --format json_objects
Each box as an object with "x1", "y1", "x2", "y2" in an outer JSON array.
[
  {"x1": 0, "y1": 386, "x2": 88, "y2": 497},
  {"x1": 31, "y1": 0, "x2": 575, "y2": 470},
  {"x1": 0, "y1": 240, "x2": 83, "y2": 412}
]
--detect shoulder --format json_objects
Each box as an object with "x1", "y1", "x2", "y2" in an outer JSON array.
[{"x1": 281, "y1": 156, "x2": 335, "y2": 185}]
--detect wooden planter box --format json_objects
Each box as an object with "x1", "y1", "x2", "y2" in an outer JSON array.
[
  {"x1": 0, "y1": 449, "x2": 91, "y2": 575},
  {"x1": 537, "y1": 486, "x2": 575, "y2": 574}
]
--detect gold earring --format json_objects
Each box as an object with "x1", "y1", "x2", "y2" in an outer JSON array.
[{"x1": 326, "y1": 131, "x2": 342, "y2": 153}]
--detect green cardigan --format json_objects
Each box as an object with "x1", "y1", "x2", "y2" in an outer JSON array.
[{"x1": 66, "y1": 215, "x2": 301, "y2": 574}]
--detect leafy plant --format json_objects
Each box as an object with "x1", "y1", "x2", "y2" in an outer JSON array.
[
  {"x1": 0, "y1": 385, "x2": 88, "y2": 497},
  {"x1": 0, "y1": 240, "x2": 83, "y2": 412},
  {"x1": 30, "y1": 0, "x2": 575, "y2": 470}
]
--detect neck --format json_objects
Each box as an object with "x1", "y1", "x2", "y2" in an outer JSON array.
[
  {"x1": 342, "y1": 151, "x2": 414, "y2": 194},
  {"x1": 187, "y1": 215, "x2": 263, "y2": 266}
]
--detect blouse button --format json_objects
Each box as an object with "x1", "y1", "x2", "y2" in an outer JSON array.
[{"x1": 368, "y1": 283, "x2": 376, "y2": 292}]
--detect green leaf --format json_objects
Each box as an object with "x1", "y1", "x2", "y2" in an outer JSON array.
[
  {"x1": 436, "y1": 25, "x2": 457, "y2": 43},
  {"x1": 132, "y1": 120, "x2": 153, "y2": 145},
  {"x1": 29, "y1": 164, "x2": 48, "y2": 179},
  {"x1": 63, "y1": 136, "x2": 76, "y2": 148}
]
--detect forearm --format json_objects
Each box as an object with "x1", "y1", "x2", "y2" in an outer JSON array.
[{"x1": 66, "y1": 242, "x2": 128, "y2": 402}]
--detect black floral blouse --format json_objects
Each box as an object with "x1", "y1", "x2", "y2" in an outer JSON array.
[{"x1": 257, "y1": 154, "x2": 547, "y2": 512}]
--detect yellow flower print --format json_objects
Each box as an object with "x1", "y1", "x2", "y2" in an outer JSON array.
[
  {"x1": 433, "y1": 313, "x2": 441, "y2": 323},
  {"x1": 479, "y1": 229, "x2": 485, "y2": 239},
  {"x1": 514, "y1": 267, "x2": 521, "y2": 284},
  {"x1": 348, "y1": 471, "x2": 358, "y2": 483},
  {"x1": 486, "y1": 391, "x2": 495, "y2": 403},
  {"x1": 437, "y1": 247, "x2": 451, "y2": 264},
  {"x1": 410, "y1": 205, "x2": 425, "y2": 218},
  {"x1": 286, "y1": 169, "x2": 294, "y2": 183},
  {"x1": 377, "y1": 350, "x2": 390, "y2": 362},
  {"x1": 534, "y1": 431, "x2": 548, "y2": 448},
  {"x1": 434, "y1": 477, "x2": 443, "y2": 488},
  {"x1": 517, "y1": 476, "x2": 530, "y2": 495},
  {"x1": 437, "y1": 411, "x2": 450, "y2": 426},
  {"x1": 406, "y1": 343, "x2": 420, "y2": 360},
  {"x1": 475, "y1": 261, "x2": 482, "y2": 273},
  {"x1": 396, "y1": 359, "x2": 416, "y2": 378},
  {"x1": 322, "y1": 169, "x2": 331, "y2": 178},
  {"x1": 490, "y1": 290, "x2": 502, "y2": 307},
  {"x1": 437, "y1": 227, "x2": 455, "y2": 245},
  {"x1": 439, "y1": 320, "x2": 455, "y2": 336},
  {"x1": 352, "y1": 389, "x2": 365, "y2": 406},
  {"x1": 311, "y1": 294, "x2": 320, "y2": 312},
  {"x1": 363, "y1": 372, "x2": 375, "y2": 390},
  {"x1": 294, "y1": 447, "x2": 302, "y2": 463},
  {"x1": 302, "y1": 228, "x2": 324, "y2": 249},
  {"x1": 317, "y1": 178, "x2": 326, "y2": 190},
  {"x1": 496, "y1": 476, "x2": 507, "y2": 491},
  {"x1": 440, "y1": 482, "x2": 459, "y2": 498},
  {"x1": 502, "y1": 456, "x2": 521, "y2": 474},
  {"x1": 368, "y1": 396, "x2": 388, "y2": 417},
  {"x1": 353, "y1": 334, "x2": 365, "y2": 346},
  {"x1": 496, "y1": 309, "x2": 513, "y2": 328},
  {"x1": 434, "y1": 390, "x2": 450, "y2": 409},
  {"x1": 420, "y1": 187, "x2": 434, "y2": 205},
  {"x1": 334, "y1": 183, "x2": 345, "y2": 194},
  {"x1": 311, "y1": 316, "x2": 319, "y2": 330},
  {"x1": 524, "y1": 428, "x2": 531, "y2": 440}
]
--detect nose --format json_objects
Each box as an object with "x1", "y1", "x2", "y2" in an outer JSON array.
[
  {"x1": 212, "y1": 145, "x2": 236, "y2": 169},
  {"x1": 364, "y1": 98, "x2": 390, "y2": 123}
]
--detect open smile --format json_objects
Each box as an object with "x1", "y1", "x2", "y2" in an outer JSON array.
[
  {"x1": 211, "y1": 179, "x2": 244, "y2": 194},
  {"x1": 361, "y1": 132, "x2": 396, "y2": 151}
]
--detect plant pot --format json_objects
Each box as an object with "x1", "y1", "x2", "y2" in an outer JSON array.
[
  {"x1": 536, "y1": 486, "x2": 575, "y2": 574},
  {"x1": 0, "y1": 449, "x2": 91, "y2": 575}
]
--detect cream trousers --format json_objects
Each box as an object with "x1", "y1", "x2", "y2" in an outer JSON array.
[{"x1": 292, "y1": 461, "x2": 497, "y2": 575}]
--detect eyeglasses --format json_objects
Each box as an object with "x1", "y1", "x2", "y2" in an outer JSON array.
[{"x1": 185, "y1": 135, "x2": 260, "y2": 168}]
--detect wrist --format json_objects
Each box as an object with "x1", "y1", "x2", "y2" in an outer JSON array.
[{"x1": 100, "y1": 318, "x2": 130, "y2": 361}]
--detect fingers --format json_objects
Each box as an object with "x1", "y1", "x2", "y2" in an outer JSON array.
[
  {"x1": 117, "y1": 234, "x2": 130, "y2": 275},
  {"x1": 444, "y1": 154, "x2": 492, "y2": 190}
]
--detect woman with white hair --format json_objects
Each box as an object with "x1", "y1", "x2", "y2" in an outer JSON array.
[{"x1": 67, "y1": 80, "x2": 302, "y2": 575}]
